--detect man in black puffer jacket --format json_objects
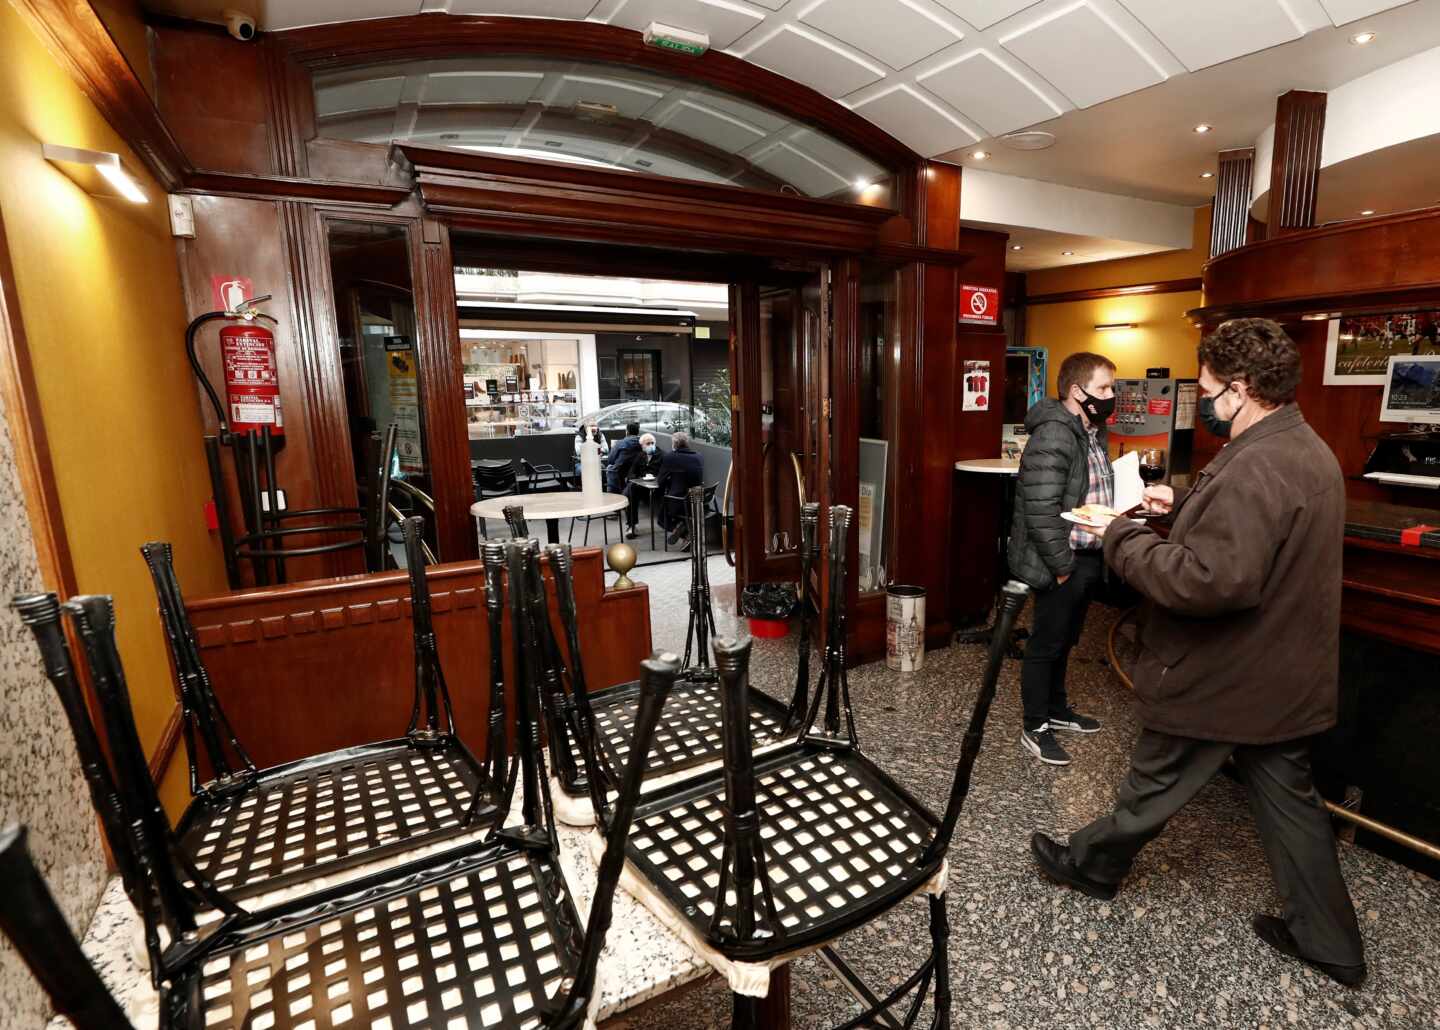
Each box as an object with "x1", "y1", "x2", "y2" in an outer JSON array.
[{"x1": 1008, "y1": 352, "x2": 1116, "y2": 767}]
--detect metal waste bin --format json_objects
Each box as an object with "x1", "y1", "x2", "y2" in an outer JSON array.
[{"x1": 886, "y1": 585, "x2": 926, "y2": 672}]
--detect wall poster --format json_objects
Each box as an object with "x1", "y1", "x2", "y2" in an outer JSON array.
[
  {"x1": 1324, "y1": 311, "x2": 1440, "y2": 386},
  {"x1": 962, "y1": 359, "x2": 991, "y2": 412},
  {"x1": 385, "y1": 338, "x2": 425, "y2": 473}
]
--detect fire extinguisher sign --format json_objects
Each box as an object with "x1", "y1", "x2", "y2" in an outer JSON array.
[{"x1": 959, "y1": 284, "x2": 999, "y2": 325}]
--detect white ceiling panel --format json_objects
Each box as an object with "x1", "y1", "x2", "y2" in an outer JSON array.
[
  {"x1": 1001, "y1": 2, "x2": 1165, "y2": 109},
  {"x1": 420, "y1": 71, "x2": 544, "y2": 105},
  {"x1": 606, "y1": 0, "x2": 768, "y2": 50},
  {"x1": 750, "y1": 141, "x2": 852, "y2": 193},
  {"x1": 932, "y1": 0, "x2": 1043, "y2": 29},
  {"x1": 918, "y1": 49, "x2": 1058, "y2": 136},
  {"x1": 799, "y1": 0, "x2": 964, "y2": 71},
  {"x1": 266, "y1": 0, "x2": 420, "y2": 30},
  {"x1": 740, "y1": 25, "x2": 886, "y2": 96},
  {"x1": 426, "y1": 1, "x2": 602, "y2": 15},
  {"x1": 548, "y1": 73, "x2": 666, "y2": 117},
  {"x1": 1117, "y1": 0, "x2": 1302, "y2": 72},
  {"x1": 745, "y1": 0, "x2": 792, "y2": 9},
  {"x1": 658, "y1": 100, "x2": 770, "y2": 152},
  {"x1": 849, "y1": 84, "x2": 977, "y2": 153},
  {"x1": 1318, "y1": 0, "x2": 1412, "y2": 25}
]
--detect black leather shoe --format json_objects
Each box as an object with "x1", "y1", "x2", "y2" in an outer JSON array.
[
  {"x1": 1030, "y1": 832, "x2": 1117, "y2": 900},
  {"x1": 1251, "y1": 915, "x2": 1367, "y2": 988}
]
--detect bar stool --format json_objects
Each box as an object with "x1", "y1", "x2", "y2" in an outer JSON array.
[{"x1": 3, "y1": 539, "x2": 680, "y2": 1030}]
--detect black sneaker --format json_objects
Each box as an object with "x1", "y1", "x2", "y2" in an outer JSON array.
[
  {"x1": 1021, "y1": 723, "x2": 1071, "y2": 766},
  {"x1": 1031, "y1": 832, "x2": 1118, "y2": 900},
  {"x1": 1049, "y1": 707, "x2": 1102, "y2": 734},
  {"x1": 625, "y1": 527, "x2": 638, "y2": 540},
  {"x1": 1251, "y1": 915, "x2": 1367, "y2": 988}
]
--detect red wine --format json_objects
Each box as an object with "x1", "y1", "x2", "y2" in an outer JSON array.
[{"x1": 1139, "y1": 463, "x2": 1166, "y2": 484}]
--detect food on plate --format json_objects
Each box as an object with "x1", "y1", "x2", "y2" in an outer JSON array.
[{"x1": 1072, "y1": 503, "x2": 1121, "y2": 520}]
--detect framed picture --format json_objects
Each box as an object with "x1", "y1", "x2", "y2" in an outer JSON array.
[{"x1": 1324, "y1": 312, "x2": 1440, "y2": 386}]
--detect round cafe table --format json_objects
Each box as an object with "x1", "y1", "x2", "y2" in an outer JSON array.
[{"x1": 471, "y1": 490, "x2": 629, "y2": 545}]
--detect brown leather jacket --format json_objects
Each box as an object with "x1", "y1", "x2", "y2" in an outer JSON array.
[{"x1": 1103, "y1": 404, "x2": 1344, "y2": 744}]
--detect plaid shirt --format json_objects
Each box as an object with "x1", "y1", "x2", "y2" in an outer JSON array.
[{"x1": 1070, "y1": 424, "x2": 1114, "y2": 550}]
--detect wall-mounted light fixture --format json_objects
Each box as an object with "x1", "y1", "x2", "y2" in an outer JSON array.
[
  {"x1": 42, "y1": 144, "x2": 147, "y2": 203},
  {"x1": 1300, "y1": 312, "x2": 1334, "y2": 321},
  {"x1": 1094, "y1": 322, "x2": 1138, "y2": 331}
]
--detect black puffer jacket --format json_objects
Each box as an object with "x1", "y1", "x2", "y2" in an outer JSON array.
[{"x1": 1008, "y1": 399, "x2": 1103, "y2": 590}]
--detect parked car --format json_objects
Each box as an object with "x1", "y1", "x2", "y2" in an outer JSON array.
[{"x1": 591, "y1": 401, "x2": 713, "y2": 438}]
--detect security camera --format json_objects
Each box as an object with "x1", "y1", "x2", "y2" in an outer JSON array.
[{"x1": 223, "y1": 9, "x2": 256, "y2": 41}]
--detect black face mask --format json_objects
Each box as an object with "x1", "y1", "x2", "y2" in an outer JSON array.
[
  {"x1": 1077, "y1": 388, "x2": 1115, "y2": 428},
  {"x1": 1197, "y1": 394, "x2": 1232, "y2": 439}
]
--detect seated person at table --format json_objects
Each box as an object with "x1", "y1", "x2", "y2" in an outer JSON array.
[
  {"x1": 658, "y1": 431, "x2": 705, "y2": 546},
  {"x1": 636, "y1": 433, "x2": 664, "y2": 477},
  {"x1": 615, "y1": 432, "x2": 664, "y2": 539},
  {"x1": 574, "y1": 421, "x2": 608, "y2": 480},
  {"x1": 606, "y1": 421, "x2": 643, "y2": 490}
]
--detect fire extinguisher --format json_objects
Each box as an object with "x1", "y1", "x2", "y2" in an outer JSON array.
[{"x1": 185, "y1": 293, "x2": 282, "y2": 443}]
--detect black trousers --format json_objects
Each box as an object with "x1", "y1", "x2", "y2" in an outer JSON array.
[
  {"x1": 1021, "y1": 551, "x2": 1103, "y2": 729},
  {"x1": 622, "y1": 483, "x2": 640, "y2": 529},
  {"x1": 1069, "y1": 728, "x2": 1365, "y2": 967}
]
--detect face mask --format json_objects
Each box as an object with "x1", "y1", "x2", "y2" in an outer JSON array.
[
  {"x1": 1197, "y1": 394, "x2": 1232, "y2": 439},
  {"x1": 644, "y1": 444, "x2": 656, "y2": 454},
  {"x1": 1077, "y1": 387, "x2": 1115, "y2": 428}
]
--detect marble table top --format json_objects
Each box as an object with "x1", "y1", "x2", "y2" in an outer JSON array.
[
  {"x1": 47, "y1": 806, "x2": 709, "y2": 1029},
  {"x1": 955, "y1": 457, "x2": 1020, "y2": 475},
  {"x1": 471, "y1": 490, "x2": 629, "y2": 522}
]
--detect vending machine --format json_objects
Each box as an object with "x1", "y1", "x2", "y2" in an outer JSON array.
[{"x1": 1107, "y1": 372, "x2": 1198, "y2": 482}]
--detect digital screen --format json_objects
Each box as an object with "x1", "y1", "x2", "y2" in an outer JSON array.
[{"x1": 1382, "y1": 355, "x2": 1440, "y2": 421}]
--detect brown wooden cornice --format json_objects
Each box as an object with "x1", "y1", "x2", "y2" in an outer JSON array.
[
  {"x1": 183, "y1": 172, "x2": 410, "y2": 207},
  {"x1": 393, "y1": 143, "x2": 895, "y2": 257},
  {"x1": 1025, "y1": 277, "x2": 1203, "y2": 306},
  {"x1": 11, "y1": 0, "x2": 189, "y2": 191}
]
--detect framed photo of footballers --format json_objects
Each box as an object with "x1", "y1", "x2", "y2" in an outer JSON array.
[{"x1": 1324, "y1": 311, "x2": 1440, "y2": 386}]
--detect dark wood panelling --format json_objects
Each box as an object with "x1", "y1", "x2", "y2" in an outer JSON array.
[
  {"x1": 1210, "y1": 148, "x2": 1255, "y2": 258},
  {"x1": 1267, "y1": 90, "x2": 1327, "y2": 238},
  {"x1": 183, "y1": 172, "x2": 409, "y2": 206},
  {"x1": 151, "y1": 21, "x2": 266, "y2": 177},
  {"x1": 11, "y1": 0, "x2": 189, "y2": 190},
  {"x1": 186, "y1": 549, "x2": 650, "y2": 768},
  {"x1": 1027, "y1": 278, "x2": 1203, "y2": 306},
  {"x1": 395, "y1": 145, "x2": 895, "y2": 258},
  {"x1": 1198, "y1": 205, "x2": 1440, "y2": 318},
  {"x1": 1342, "y1": 542, "x2": 1440, "y2": 656},
  {"x1": 261, "y1": 34, "x2": 310, "y2": 179},
  {"x1": 410, "y1": 219, "x2": 474, "y2": 562}
]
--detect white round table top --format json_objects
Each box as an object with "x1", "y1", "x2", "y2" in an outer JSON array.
[
  {"x1": 470, "y1": 490, "x2": 629, "y2": 521},
  {"x1": 955, "y1": 457, "x2": 1021, "y2": 475}
]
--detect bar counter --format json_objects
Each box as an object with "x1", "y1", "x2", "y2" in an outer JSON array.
[{"x1": 1344, "y1": 499, "x2": 1440, "y2": 550}]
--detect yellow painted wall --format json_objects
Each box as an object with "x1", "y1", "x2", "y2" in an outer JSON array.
[
  {"x1": 1026, "y1": 206, "x2": 1211, "y2": 396},
  {"x1": 0, "y1": 4, "x2": 225, "y2": 812}
]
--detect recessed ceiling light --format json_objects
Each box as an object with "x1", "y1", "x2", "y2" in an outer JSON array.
[
  {"x1": 1349, "y1": 31, "x2": 1377, "y2": 45},
  {"x1": 1061, "y1": 250, "x2": 1074, "y2": 256},
  {"x1": 1360, "y1": 209, "x2": 1375, "y2": 215},
  {"x1": 971, "y1": 150, "x2": 989, "y2": 160},
  {"x1": 1010, "y1": 244, "x2": 1024, "y2": 251},
  {"x1": 1193, "y1": 123, "x2": 1212, "y2": 134},
  {"x1": 1000, "y1": 130, "x2": 1056, "y2": 151},
  {"x1": 855, "y1": 178, "x2": 872, "y2": 191},
  {"x1": 1200, "y1": 171, "x2": 1214, "y2": 179}
]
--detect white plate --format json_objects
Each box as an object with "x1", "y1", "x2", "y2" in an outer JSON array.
[{"x1": 1061, "y1": 512, "x2": 1146, "y2": 527}]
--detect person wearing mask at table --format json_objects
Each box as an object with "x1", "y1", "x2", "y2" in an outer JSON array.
[
  {"x1": 635, "y1": 433, "x2": 664, "y2": 477},
  {"x1": 574, "y1": 420, "x2": 608, "y2": 480},
  {"x1": 618, "y1": 433, "x2": 664, "y2": 541},
  {"x1": 659, "y1": 431, "x2": 705, "y2": 547},
  {"x1": 1030, "y1": 318, "x2": 1366, "y2": 988},
  {"x1": 1008, "y1": 351, "x2": 1116, "y2": 768}
]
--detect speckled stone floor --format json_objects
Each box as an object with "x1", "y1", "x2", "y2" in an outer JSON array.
[{"x1": 615, "y1": 560, "x2": 1440, "y2": 1029}]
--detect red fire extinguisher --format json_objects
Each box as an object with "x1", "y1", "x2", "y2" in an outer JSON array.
[{"x1": 186, "y1": 293, "x2": 282, "y2": 442}]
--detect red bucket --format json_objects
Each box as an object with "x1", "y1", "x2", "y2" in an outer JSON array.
[{"x1": 749, "y1": 617, "x2": 789, "y2": 639}]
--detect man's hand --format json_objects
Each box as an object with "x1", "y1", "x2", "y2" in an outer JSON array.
[
  {"x1": 1142, "y1": 484, "x2": 1175, "y2": 515},
  {"x1": 1087, "y1": 512, "x2": 1118, "y2": 538}
]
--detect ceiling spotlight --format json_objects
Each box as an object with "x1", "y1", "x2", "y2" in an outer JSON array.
[
  {"x1": 1349, "y1": 31, "x2": 1377, "y2": 45},
  {"x1": 1360, "y1": 209, "x2": 1375, "y2": 215},
  {"x1": 1010, "y1": 244, "x2": 1024, "y2": 251},
  {"x1": 1061, "y1": 250, "x2": 1074, "y2": 256},
  {"x1": 1200, "y1": 171, "x2": 1214, "y2": 179},
  {"x1": 855, "y1": 178, "x2": 872, "y2": 191},
  {"x1": 971, "y1": 150, "x2": 989, "y2": 160},
  {"x1": 1193, "y1": 123, "x2": 1212, "y2": 134}
]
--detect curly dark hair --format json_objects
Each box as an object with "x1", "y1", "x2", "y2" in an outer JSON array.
[{"x1": 1197, "y1": 318, "x2": 1302, "y2": 406}]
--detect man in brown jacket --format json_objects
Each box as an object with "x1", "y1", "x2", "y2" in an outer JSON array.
[{"x1": 1029, "y1": 319, "x2": 1367, "y2": 988}]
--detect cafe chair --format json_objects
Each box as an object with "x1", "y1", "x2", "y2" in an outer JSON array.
[
  {"x1": 473, "y1": 458, "x2": 519, "y2": 539},
  {"x1": 543, "y1": 491, "x2": 799, "y2": 830},
  {"x1": 607, "y1": 513, "x2": 1031, "y2": 1029},
  {"x1": 522, "y1": 456, "x2": 567, "y2": 492},
  {"x1": 4, "y1": 540, "x2": 680, "y2": 1030},
  {"x1": 567, "y1": 507, "x2": 624, "y2": 546},
  {"x1": 130, "y1": 517, "x2": 505, "y2": 901},
  {"x1": 661, "y1": 482, "x2": 721, "y2": 552}
]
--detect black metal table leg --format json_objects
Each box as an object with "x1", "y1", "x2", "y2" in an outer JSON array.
[{"x1": 545, "y1": 517, "x2": 561, "y2": 545}]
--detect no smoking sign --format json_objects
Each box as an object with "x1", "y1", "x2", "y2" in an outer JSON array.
[{"x1": 959, "y1": 284, "x2": 999, "y2": 325}]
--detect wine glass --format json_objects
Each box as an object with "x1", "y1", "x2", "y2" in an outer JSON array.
[{"x1": 1138, "y1": 448, "x2": 1167, "y2": 513}]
